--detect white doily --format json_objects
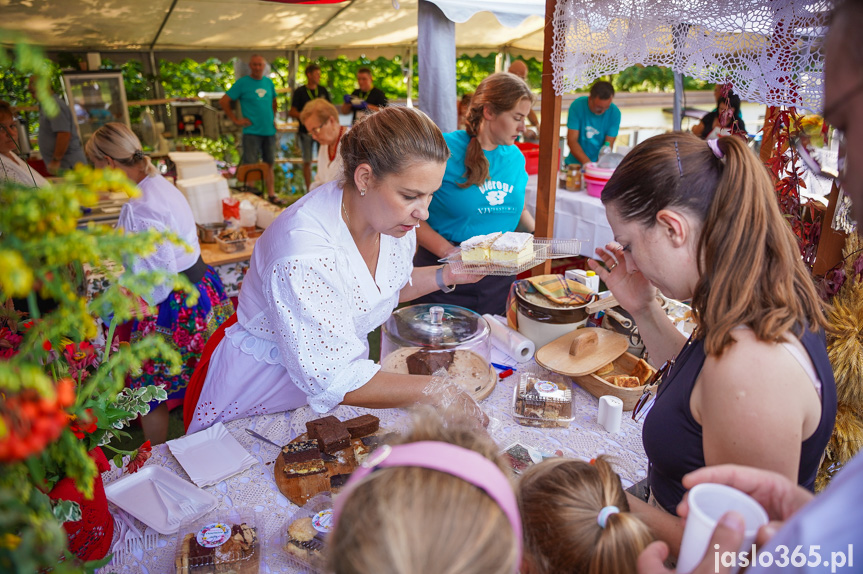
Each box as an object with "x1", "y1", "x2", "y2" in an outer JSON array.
[
  {"x1": 100, "y1": 365, "x2": 646, "y2": 573},
  {"x1": 552, "y1": 0, "x2": 832, "y2": 112}
]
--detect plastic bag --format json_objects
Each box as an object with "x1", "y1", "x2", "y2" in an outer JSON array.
[{"x1": 222, "y1": 197, "x2": 240, "y2": 220}]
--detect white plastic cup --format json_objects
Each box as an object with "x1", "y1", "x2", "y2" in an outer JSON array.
[{"x1": 676, "y1": 483, "x2": 769, "y2": 574}]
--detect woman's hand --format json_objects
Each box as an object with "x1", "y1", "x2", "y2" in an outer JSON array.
[
  {"x1": 587, "y1": 243, "x2": 657, "y2": 316},
  {"x1": 442, "y1": 264, "x2": 483, "y2": 286}
]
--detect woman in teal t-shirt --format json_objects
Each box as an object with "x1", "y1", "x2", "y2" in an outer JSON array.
[{"x1": 413, "y1": 72, "x2": 536, "y2": 315}]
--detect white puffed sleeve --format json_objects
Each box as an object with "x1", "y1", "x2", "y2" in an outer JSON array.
[
  {"x1": 116, "y1": 204, "x2": 181, "y2": 306},
  {"x1": 263, "y1": 254, "x2": 381, "y2": 413}
]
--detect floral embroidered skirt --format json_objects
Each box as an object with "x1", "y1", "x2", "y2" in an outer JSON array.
[{"x1": 129, "y1": 266, "x2": 234, "y2": 406}]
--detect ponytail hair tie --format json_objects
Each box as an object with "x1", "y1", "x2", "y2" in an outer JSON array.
[
  {"x1": 597, "y1": 505, "x2": 620, "y2": 528},
  {"x1": 133, "y1": 149, "x2": 144, "y2": 161},
  {"x1": 707, "y1": 139, "x2": 724, "y2": 159}
]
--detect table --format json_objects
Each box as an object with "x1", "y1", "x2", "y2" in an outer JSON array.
[
  {"x1": 99, "y1": 361, "x2": 647, "y2": 573},
  {"x1": 524, "y1": 174, "x2": 615, "y2": 258}
]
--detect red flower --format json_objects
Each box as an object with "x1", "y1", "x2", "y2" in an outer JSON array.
[
  {"x1": 0, "y1": 328, "x2": 23, "y2": 359},
  {"x1": 173, "y1": 329, "x2": 191, "y2": 348},
  {"x1": 69, "y1": 408, "x2": 98, "y2": 439},
  {"x1": 125, "y1": 440, "x2": 152, "y2": 474},
  {"x1": 63, "y1": 340, "x2": 99, "y2": 380},
  {"x1": 42, "y1": 339, "x2": 52, "y2": 352}
]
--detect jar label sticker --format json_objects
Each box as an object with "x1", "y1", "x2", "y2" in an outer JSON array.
[
  {"x1": 312, "y1": 509, "x2": 333, "y2": 533},
  {"x1": 536, "y1": 380, "x2": 559, "y2": 395},
  {"x1": 196, "y1": 523, "x2": 231, "y2": 548}
]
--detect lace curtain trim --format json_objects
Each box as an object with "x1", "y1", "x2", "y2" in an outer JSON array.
[{"x1": 551, "y1": 0, "x2": 832, "y2": 111}]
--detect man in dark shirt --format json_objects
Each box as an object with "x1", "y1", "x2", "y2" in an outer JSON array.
[
  {"x1": 340, "y1": 67, "x2": 388, "y2": 124},
  {"x1": 289, "y1": 64, "x2": 331, "y2": 191}
]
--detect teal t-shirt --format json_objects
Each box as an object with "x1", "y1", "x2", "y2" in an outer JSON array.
[
  {"x1": 427, "y1": 130, "x2": 528, "y2": 243},
  {"x1": 564, "y1": 96, "x2": 621, "y2": 165},
  {"x1": 226, "y1": 76, "x2": 276, "y2": 136}
]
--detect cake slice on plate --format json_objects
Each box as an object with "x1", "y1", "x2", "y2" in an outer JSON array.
[
  {"x1": 490, "y1": 232, "x2": 534, "y2": 266},
  {"x1": 459, "y1": 232, "x2": 502, "y2": 263}
]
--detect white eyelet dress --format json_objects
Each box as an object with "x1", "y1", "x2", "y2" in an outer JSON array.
[{"x1": 188, "y1": 180, "x2": 414, "y2": 433}]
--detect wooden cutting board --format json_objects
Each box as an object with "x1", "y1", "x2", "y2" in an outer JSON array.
[{"x1": 273, "y1": 433, "x2": 378, "y2": 507}]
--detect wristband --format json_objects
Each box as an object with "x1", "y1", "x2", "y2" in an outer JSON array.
[{"x1": 436, "y1": 266, "x2": 455, "y2": 293}]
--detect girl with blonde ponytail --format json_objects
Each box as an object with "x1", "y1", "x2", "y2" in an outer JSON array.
[
  {"x1": 586, "y1": 132, "x2": 836, "y2": 558},
  {"x1": 518, "y1": 456, "x2": 653, "y2": 574},
  {"x1": 413, "y1": 72, "x2": 536, "y2": 315}
]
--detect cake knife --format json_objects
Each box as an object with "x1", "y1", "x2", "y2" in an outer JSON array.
[{"x1": 245, "y1": 428, "x2": 338, "y2": 461}]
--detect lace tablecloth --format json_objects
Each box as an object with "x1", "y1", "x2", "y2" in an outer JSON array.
[{"x1": 99, "y1": 363, "x2": 647, "y2": 573}]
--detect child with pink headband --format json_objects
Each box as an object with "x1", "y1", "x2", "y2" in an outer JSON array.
[
  {"x1": 329, "y1": 412, "x2": 521, "y2": 574},
  {"x1": 517, "y1": 456, "x2": 653, "y2": 574}
]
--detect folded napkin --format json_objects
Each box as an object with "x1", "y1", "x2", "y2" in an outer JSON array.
[{"x1": 527, "y1": 274, "x2": 594, "y2": 305}]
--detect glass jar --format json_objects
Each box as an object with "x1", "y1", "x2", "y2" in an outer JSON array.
[{"x1": 565, "y1": 164, "x2": 583, "y2": 191}]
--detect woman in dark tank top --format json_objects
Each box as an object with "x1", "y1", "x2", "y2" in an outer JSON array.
[{"x1": 585, "y1": 133, "x2": 836, "y2": 559}]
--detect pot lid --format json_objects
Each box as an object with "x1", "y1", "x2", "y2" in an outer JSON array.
[
  {"x1": 535, "y1": 328, "x2": 629, "y2": 376},
  {"x1": 384, "y1": 304, "x2": 488, "y2": 348}
]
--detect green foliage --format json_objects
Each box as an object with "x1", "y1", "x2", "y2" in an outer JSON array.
[
  {"x1": 159, "y1": 58, "x2": 235, "y2": 98},
  {"x1": 0, "y1": 163, "x2": 192, "y2": 572},
  {"x1": 181, "y1": 135, "x2": 240, "y2": 166}
]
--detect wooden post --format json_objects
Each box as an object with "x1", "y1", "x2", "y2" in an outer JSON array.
[{"x1": 532, "y1": 0, "x2": 562, "y2": 276}]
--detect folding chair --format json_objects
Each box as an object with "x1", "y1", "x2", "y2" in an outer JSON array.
[{"x1": 234, "y1": 163, "x2": 268, "y2": 196}]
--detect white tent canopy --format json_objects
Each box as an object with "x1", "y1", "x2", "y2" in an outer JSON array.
[{"x1": 2, "y1": 0, "x2": 547, "y2": 61}]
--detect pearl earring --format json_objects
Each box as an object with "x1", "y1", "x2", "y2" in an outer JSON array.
[{"x1": 360, "y1": 188, "x2": 366, "y2": 196}]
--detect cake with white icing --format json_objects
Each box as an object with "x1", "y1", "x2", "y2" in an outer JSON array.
[
  {"x1": 460, "y1": 232, "x2": 502, "y2": 263},
  {"x1": 489, "y1": 232, "x2": 534, "y2": 266}
]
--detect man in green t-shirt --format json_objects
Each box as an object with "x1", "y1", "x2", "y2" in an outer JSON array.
[
  {"x1": 220, "y1": 55, "x2": 278, "y2": 199},
  {"x1": 564, "y1": 81, "x2": 621, "y2": 166}
]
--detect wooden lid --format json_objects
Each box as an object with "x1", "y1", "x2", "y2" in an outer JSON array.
[{"x1": 535, "y1": 328, "x2": 629, "y2": 377}]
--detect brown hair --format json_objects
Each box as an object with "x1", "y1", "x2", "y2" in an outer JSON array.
[
  {"x1": 461, "y1": 72, "x2": 535, "y2": 188},
  {"x1": 328, "y1": 411, "x2": 518, "y2": 574},
  {"x1": 601, "y1": 132, "x2": 828, "y2": 355},
  {"x1": 357, "y1": 67, "x2": 372, "y2": 76},
  {"x1": 299, "y1": 97, "x2": 339, "y2": 126},
  {"x1": 589, "y1": 81, "x2": 615, "y2": 100},
  {"x1": 518, "y1": 456, "x2": 653, "y2": 574},
  {"x1": 0, "y1": 100, "x2": 13, "y2": 118},
  {"x1": 85, "y1": 122, "x2": 157, "y2": 177},
  {"x1": 340, "y1": 106, "x2": 449, "y2": 188}
]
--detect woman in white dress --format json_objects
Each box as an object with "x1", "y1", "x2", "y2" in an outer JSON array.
[
  {"x1": 185, "y1": 107, "x2": 484, "y2": 433},
  {"x1": 86, "y1": 123, "x2": 234, "y2": 444},
  {"x1": 300, "y1": 98, "x2": 346, "y2": 191},
  {"x1": 0, "y1": 100, "x2": 49, "y2": 188}
]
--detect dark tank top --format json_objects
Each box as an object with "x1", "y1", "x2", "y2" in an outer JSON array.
[{"x1": 642, "y1": 328, "x2": 837, "y2": 514}]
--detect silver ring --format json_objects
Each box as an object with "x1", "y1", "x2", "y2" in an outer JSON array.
[{"x1": 607, "y1": 262, "x2": 618, "y2": 272}]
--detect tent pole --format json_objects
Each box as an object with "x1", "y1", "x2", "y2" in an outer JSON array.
[
  {"x1": 418, "y1": 0, "x2": 456, "y2": 132},
  {"x1": 673, "y1": 71, "x2": 684, "y2": 131},
  {"x1": 406, "y1": 46, "x2": 414, "y2": 108},
  {"x1": 533, "y1": 0, "x2": 562, "y2": 276}
]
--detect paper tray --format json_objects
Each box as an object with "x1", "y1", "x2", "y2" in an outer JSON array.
[
  {"x1": 167, "y1": 422, "x2": 258, "y2": 488},
  {"x1": 440, "y1": 238, "x2": 584, "y2": 276},
  {"x1": 104, "y1": 465, "x2": 218, "y2": 534}
]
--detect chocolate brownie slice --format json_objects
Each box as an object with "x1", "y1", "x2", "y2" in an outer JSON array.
[
  {"x1": 305, "y1": 416, "x2": 351, "y2": 455},
  {"x1": 282, "y1": 440, "x2": 326, "y2": 477},
  {"x1": 405, "y1": 349, "x2": 455, "y2": 376},
  {"x1": 344, "y1": 414, "x2": 380, "y2": 438}
]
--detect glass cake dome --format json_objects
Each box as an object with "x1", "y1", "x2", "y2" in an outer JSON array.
[{"x1": 379, "y1": 304, "x2": 495, "y2": 400}]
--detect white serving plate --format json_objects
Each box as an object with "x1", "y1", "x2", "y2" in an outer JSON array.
[
  {"x1": 167, "y1": 422, "x2": 258, "y2": 488},
  {"x1": 104, "y1": 465, "x2": 217, "y2": 534}
]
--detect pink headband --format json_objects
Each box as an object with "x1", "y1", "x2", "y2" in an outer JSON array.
[
  {"x1": 707, "y1": 139, "x2": 724, "y2": 158},
  {"x1": 333, "y1": 441, "x2": 523, "y2": 569}
]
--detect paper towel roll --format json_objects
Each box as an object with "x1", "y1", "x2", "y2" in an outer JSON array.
[
  {"x1": 597, "y1": 395, "x2": 623, "y2": 433},
  {"x1": 482, "y1": 314, "x2": 535, "y2": 363}
]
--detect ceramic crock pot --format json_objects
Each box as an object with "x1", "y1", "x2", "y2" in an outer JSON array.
[{"x1": 514, "y1": 281, "x2": 590, "y2": 349}]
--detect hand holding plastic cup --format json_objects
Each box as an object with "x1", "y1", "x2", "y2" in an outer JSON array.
[{"x1": 676, "y1": 483, "x2": 769, "y2": 574}]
